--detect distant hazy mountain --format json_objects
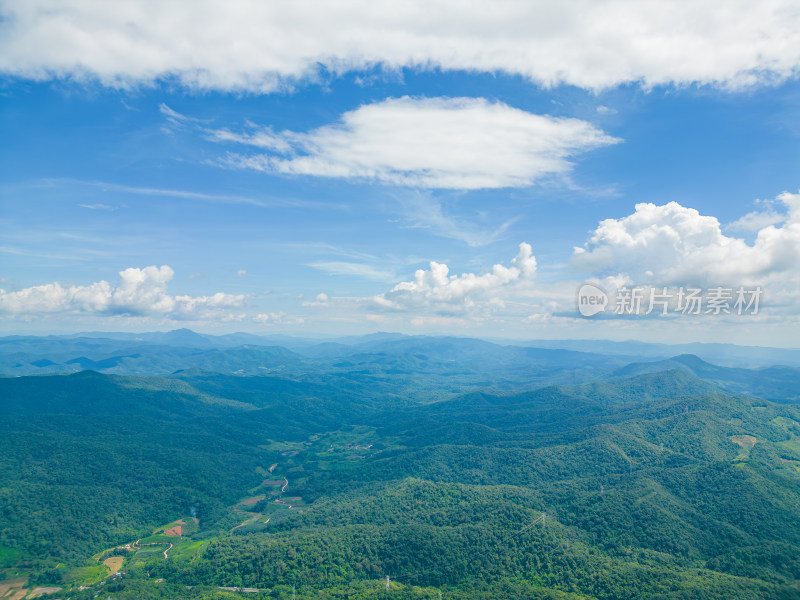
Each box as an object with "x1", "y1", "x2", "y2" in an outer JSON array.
[
  {"x1": 506, "y1": 338, "x2": 800, "y2": 368},
  {"x1": 615, "y1": 354, "x2": 800, "y2": 402}
]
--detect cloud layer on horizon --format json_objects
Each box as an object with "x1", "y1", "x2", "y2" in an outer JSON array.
[
  {"x1": 3, "y1": 196, "x2": 799, "y2": 326},
  {"x1": 0, "y1": 266, "x2": 246, "y2": 320}
]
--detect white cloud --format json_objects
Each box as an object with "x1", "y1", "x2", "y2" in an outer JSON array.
[
  {"x1": 216, "y1": 96, "x2": 618, "y2": 190},
  {"x1": 726, "y1": 209, "x2": 785, "y2": 233},
  {"x1": 2, "y1": 1, "x2": 799, "y2": 92},
  {"x1": 301, "y1": 293, "x2": 332, "y2": 308},
  {"x1": 0, "y1": 266, "x2": 246, "y2": 319},
  {"x1": 308, "y1": 261, "x2": 392, "y2": 281},
  {"x1": 253, "y1": 311, "x2": 286, "y2": 324},
  {"x1": 573, "y1": 192, "x2": 800, "y2": 288},
  {"x1": 596, "y1": 106, "x2": 618, "y2": 115},
  {"x1": 373, "y1": 242, "x2": 536, "y2": 313},
  {"x1": 171, "y1": 292, "x2": 247, "y2": 320},
  {"x1": 237, "y1": 269, "x2": 247, "y2": 277}
]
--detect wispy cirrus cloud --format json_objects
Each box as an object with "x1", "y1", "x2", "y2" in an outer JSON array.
[
  {"x1": 2, "y1": 1, "x2": 799, "y2": 92},
  {"x1": 307, "y1": 261, "x2": 393, "y2": 281},
  {"x1": 396, "y1": 191, "x2": 517, "y2": 247},
  {"x1": 214, "y1": 96, "x2": 619, "y2": 190},
  {"x1": 78, "y1": 203, "x2": 120, "y2": 211},
  {"x1": 35, "y1": 178, "x2": 345, "y2": 211}
]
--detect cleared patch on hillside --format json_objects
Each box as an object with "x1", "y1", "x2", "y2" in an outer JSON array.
[
  {"x1": 238, "y1": 496, "x2": 265, "y2": 506},
  {"x1": 103, "y1": 556, "x2": 124, "y2": 576},
  {"x1": 0, "y1": 579, "x2": 26, "y2": 598},
  {"x1": 29, "y1": 586, "x2": 62, "y2": 598},
  {"x1": 729, "y1": 434, "x2": 757, "y2": 461}
]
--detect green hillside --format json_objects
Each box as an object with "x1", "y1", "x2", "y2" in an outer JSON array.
[{"x1": 1, "y1": 346, "x2": 800, "y2": 599}]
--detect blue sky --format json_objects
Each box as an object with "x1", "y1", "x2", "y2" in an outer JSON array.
[{"x1": 1, "y1": 1, "x2": 800, "y2": 345}]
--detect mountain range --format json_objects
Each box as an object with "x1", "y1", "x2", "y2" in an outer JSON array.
[{"x1": 1, "y1": 331, "x2": 799, "y2": 599}]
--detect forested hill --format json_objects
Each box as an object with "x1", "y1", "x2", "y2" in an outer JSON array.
[{"x1": 1, "y1": 340, "x2": 800, "y2": 599}]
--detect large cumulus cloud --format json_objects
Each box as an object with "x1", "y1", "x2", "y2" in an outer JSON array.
[{"x1": 573, "y1": 193, "x2": 800, "y2": 286}]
